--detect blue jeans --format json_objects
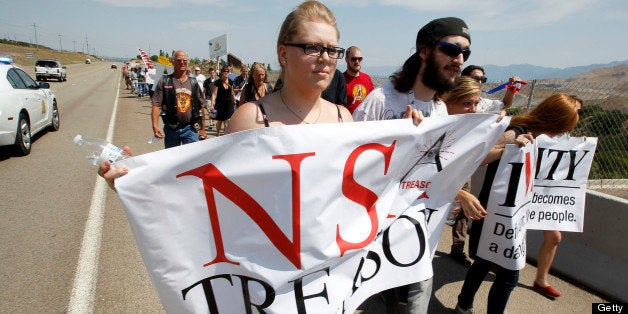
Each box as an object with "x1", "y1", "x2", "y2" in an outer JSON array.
[
  {"x1": 406, "y1": 277, "x2": 433, "y2": 314},
  {"x1": 457, "y1": 257, "x2": 519, "y2": 314},
  {"x1": 163, "y1": 124, "x2": 198, "y2": 148}
]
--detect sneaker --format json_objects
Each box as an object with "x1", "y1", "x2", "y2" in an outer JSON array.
[
  {"x1": 533, "y1": 282, "x2": 561, "y2": 298},
  {"x1": 455, "y1": 303, "x2": 473, "y2": 314},
  {"x1": 450, "y1": 251, "x2": 472, "y2": 267}
]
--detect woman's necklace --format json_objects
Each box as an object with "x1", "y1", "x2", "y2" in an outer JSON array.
[
  {"x1": 254, "y1": 83, "x2": 266, "y2": 99},
  {"x1": 279, "y1": 91, "x2": 321, "y2": 124}
]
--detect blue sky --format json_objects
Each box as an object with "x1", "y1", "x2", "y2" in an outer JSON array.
[{"x1": 1, "y1": 0, "x2": 626, "y2": 75}]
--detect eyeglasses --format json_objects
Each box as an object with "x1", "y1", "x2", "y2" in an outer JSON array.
[
  {"x1": 435, "y1": 41, "x2": 471, "y2": 61},
  {"x1": 471, "y1": 75, "x2": 487, "y2": 83},
  {"x1": 221, "y1": 69, "x2": 230, "y2": 73},
  {"x1": 351, "y1": 57, "x2": 363, "y2": 62},
  {"x1": 284, "y1": 43, "x2": 345, "y2": 59},
  {"x1": 173, "y1": 58, "x2": 188, "y2": 63}
]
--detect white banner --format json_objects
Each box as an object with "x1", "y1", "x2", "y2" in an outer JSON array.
[
  {"x1": 477, "y1": 143, "x2": 536, "y2": 271},
  {"x1": 114, "y1": 115, "x2": 507, "y2": 313},
  {"x1": 209, "y1": 34, "x2": 228, "y2": 59},
  {"x1": 527, "y1": 135, "x2": 597, "y2": 232}
]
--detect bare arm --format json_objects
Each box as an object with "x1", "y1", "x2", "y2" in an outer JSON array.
[
  {"x1": 151, "y1": 105, "x2": 164, "y2": 138},
  {"x1": 481, "y1": 129, "x2": 534, "y2": 165},
  {"x1": 226, "y1": 102, "x2": 266, "y2": 134}
]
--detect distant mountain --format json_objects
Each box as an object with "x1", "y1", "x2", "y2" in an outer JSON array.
[
  {"x1": 482, "y1": 60, "x2": 628, "y2": 82},
  {"x1": 363, "y1": 60, "x2": 628, "y2": 83}
]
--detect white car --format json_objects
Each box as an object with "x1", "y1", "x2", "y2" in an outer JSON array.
[{"x1": 0, "y1": 57, "x2": 60, "y2": 155}]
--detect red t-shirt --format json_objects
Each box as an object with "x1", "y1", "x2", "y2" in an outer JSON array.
[{"x1": 343, "y1": 71, "x2": 375, "y2": 113}]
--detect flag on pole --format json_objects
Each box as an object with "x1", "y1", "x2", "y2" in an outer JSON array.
[
  {"x1": 137, "y1": 48, "x2": 153, "y2": 68},
  {"x1": 209, "y1": 34, "x2": 228, "y2": 59}
]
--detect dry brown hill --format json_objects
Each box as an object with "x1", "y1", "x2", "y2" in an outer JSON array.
[{"x1": 0, "y1": 42, "x2": 99, "y2": 68}]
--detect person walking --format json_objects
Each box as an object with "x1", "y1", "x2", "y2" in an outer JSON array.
[
  {"x1": 238, "y1": 62, "x2": 273, "y2": 107},
  {"x1": 151, "y1": 50, "x2": 206, "y2": 148},
  {"x1": 343, "y1": 46, "x2": 374, "y2": 113},
  {"x1": 354, "y1": 17, "x2": 474, "y2": 314},
  {"x1": 211, "y1": 65, "x2": 236, "y2": 136},
  {"x1": 455, "y1": 93, "x2": 583, "y2": 314}
]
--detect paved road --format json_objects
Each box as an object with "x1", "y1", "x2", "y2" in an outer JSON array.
[{"x1": 0, "y1": 65, "x2": 612, "y2": 312}]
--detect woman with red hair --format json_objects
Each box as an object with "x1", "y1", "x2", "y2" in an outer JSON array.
[{"x1": 456, "y1": 93, "x2": 583, "y2": 314}]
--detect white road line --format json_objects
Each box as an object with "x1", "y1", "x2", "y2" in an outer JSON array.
[{"x1": 68, "y1": 73, "x2": 121, "y2": 313}]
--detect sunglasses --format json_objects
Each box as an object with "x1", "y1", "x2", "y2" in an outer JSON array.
[
  {"x1": 435, "y1": 41, "x2": 471, "y2": 61},
  {"x1": 221, "y1": 69, "x2": 230, "y2": 73},
  {"x1": 173, "y1": 58, "x2": 188, "y2": 63},
  {"x1": 284, "y1": 43, "x2": 345, "y2": 59},
  {"x1": 351, "y1": 57, "x2": 363, "y2": 62},
  {"x1": 471, "y1": 75, "x2": 487, "y2": 83}
]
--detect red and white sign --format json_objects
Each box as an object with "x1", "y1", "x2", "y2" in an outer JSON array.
[
  {"x1": 115, "y1": 115, "x2": 508, "y2": 313},
  {"x1": 137, "y1": 47, "x2": 153, "y2": 69},
  {"x1": 477, "y1": 143, "x2": 537, "y2": 271}
]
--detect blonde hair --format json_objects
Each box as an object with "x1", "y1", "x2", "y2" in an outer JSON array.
[
  {"x1": 277, "y1": 0, "x2": 339, "y2": 66},
  {"x1": 248, "y1": 62, "x2": 268, "y2": 84},
  {"x1": 441, "y1": 76, "x2": 482, "y2": 105},
  {"x1": 510, "y1": 93, "x2": 580, "y2": 135}
]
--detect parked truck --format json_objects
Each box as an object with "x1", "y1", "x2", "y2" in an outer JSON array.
[{"x1": 35, "y1": 60, "x2": 67, "y2": 82}]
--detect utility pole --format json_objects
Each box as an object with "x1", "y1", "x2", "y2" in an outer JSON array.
[
  {"x1": 58, "y1": 34, "x2": 62, "y2": 51},
  {"x1": 32, "y1": 23, "x2": 38, "y2": 51},
  {"x1": 85, "y1": 36, "x2": 89, "y2": 56}
]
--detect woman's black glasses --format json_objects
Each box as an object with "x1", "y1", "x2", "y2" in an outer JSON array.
[
  {"x1": 435, "y1": 41, "x2": 471, "y2": 61},
  {"x1": 284, "y1": 43, "x2": 345, "y2": 59},
  {"x1": 471, "y1": 75, "x2": 487, "y2": 83}
]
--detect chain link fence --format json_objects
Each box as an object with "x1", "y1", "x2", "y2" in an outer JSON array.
[{"x1": 371, "y1": 76, "x2": 628, "y2": 194}]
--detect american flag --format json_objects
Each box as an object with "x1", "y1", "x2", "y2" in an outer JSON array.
[{"x1": 138, "y1": 48, "x2": 153, "y2": 69}]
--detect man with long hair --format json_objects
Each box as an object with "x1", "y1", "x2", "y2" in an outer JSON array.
[{"x1": 354, "y1": 17, "x2": 476, "y2": 314}]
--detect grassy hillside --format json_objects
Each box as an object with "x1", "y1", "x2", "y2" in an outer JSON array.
[{"x1": 0, "y1": 40, "x2": 99, "y2": 68}]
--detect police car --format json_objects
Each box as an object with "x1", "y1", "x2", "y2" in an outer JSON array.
[{"x1": 0, "y1": 56, "x2": 60, "y2": 155}]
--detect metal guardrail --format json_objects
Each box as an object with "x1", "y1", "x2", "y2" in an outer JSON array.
[{"x1": 371, "y1": 76, "x2": 628, "y2": 191}]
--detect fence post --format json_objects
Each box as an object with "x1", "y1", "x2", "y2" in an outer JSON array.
[{"x1": 526, "y1": 79, "x2": 536, "y2": 112}]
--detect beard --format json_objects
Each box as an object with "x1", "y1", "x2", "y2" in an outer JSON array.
[
  {"x1": 422, "y1": 52, "x2": 457, "y2": 93},
  {"x1": 348, "y1": 64, "x2": 361, "y2": 74}
]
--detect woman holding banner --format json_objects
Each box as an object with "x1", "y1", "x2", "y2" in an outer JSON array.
[
  {"x1": 227, "y1": 1, "x2": 422, "y2": 132},
  {"x1": 532, "y1": 95, "x2": 583, "y2": 299},
  {"x1": 455, "y1": 93, "x2": 582, "y2": 314}
]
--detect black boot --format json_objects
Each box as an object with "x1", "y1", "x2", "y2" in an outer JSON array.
[{"x1": 450, "y1": 244, "x2": 471, "y2": 267}]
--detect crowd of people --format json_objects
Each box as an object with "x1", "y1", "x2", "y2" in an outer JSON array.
[{"x1": 104, "y1": 1, "x2": 586, "y2": 313}]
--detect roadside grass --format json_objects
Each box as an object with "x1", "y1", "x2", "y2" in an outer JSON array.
[{"x1": 0, "y1": 42, "x2": 98, "y2": 68}]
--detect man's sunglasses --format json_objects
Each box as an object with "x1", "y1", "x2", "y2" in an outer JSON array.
[
  {"x1": 471, "y1": 75, "x2": 487, "y2": 83},
  {"x1": 435, "y1": 41, "x2": 471, "y2": 61},
  {"x1": 351, "y1": 57, "x2": 363, "y2": 62}
]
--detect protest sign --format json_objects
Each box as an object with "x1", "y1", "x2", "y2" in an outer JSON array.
[
  {"x1": 209, "y1": 34, "x2": 228, "y2": 59},
  {"x1": 527, "y1": 135, "x2": 597, "y2": 232},
  {"x1": 115, "y1": 115, "x2": 507, "y2": 313},
  {"x1": 477, "y1": 143, "x2": 536, "y2": 271}
]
